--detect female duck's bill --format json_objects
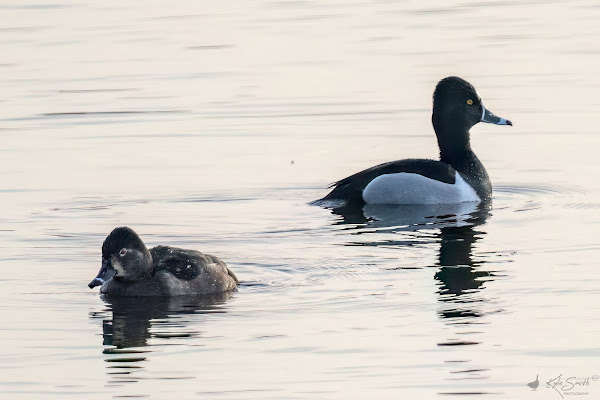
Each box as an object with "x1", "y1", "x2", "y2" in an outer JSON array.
[{"x1": 88, "y1": 257, "x2": 115, "y2": 288}]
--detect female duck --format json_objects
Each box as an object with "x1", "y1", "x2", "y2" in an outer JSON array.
[
  {"x1": 88, "y1": 227, "x2": 238, "y2": 296},
  {"x1": 314, "y1": 76, "x2": 512, "y2": 206}
]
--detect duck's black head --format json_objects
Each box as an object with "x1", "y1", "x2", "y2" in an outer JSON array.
[
  {"x1": 88, "y1": 227, "x2": 153, "y2": 289},
  {"x1": 432, "y1": 76, "x2": 511, "y2": 162}
]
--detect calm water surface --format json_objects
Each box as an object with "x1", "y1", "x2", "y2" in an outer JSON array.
[{"x1": 1, "y1": 1, "x2": 600, "y2": 398}]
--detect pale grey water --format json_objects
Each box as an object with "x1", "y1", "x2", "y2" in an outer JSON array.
[{"x1": 1, "y1": 1, "x2": 600, "y2": 398}]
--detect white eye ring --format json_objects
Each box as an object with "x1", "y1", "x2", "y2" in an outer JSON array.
[{"x1": 119, "y1": 248, "x2": 127, "y2": 257}]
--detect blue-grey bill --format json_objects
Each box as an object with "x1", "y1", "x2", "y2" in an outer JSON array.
[
  {"x1": 88, "y1": 258, "x2": 115, "y2": 289},
  {"x1": 481, "y1": 105, "x2": 512, "y2": 126}
]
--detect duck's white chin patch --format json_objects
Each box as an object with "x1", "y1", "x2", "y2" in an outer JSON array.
[
  {"x1": 111, "y1": 258, "x2": 125, "y2": 277},
  {"x1": 362, "y1": 172, "x2": 480, "y2": 205}
]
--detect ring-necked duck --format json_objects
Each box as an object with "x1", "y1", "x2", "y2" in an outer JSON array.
[
  {"x1": 313, "y1": 76, "x2": 511, "y2": 206},
  {"x1": 88, "y1": 227, "x2": 238, "y2": 296}
]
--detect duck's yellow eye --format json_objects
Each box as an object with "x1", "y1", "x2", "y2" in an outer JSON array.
[{"x1": 467, "y1": 99, "x2": 473, "y2": 105}]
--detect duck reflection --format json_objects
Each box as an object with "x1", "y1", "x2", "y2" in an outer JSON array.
[
  {"x1": 434, "y1": 223, "x2": 490, "y2": 319},
  {"x1": 329, "y1": 202, "x2": 493, "y2": 320},
  {"x1": 90, "y1": 293, "x2": 232, "y2": 385},
  {"x1": 101, "y1": 292, "x2": 232, "y2": 348}
]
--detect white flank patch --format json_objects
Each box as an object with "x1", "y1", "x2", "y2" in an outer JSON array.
[{"x1": 362, "y1": 172, "x2": 480, "y2": 205}]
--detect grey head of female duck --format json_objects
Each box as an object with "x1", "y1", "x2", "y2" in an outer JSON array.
[{"x1": 89, "y1": 226, "x2": 152, "y2": 288}]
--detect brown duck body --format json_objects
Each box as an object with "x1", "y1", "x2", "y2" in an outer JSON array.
[{"x1": 89, "y1": 227, "x2": 238, "y2": 297}]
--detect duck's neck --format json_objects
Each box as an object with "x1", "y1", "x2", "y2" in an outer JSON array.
[
  {"x1": 433, "y1": 114, "x2": 471, "y2": 163},
  {"x1": 434, "y1": 125, "x2": 491, "y2": 201}
]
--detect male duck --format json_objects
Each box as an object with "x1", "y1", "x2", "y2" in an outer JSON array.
[
  {"x1": 314, "y1": 76, "x2": 512, "y2": 206},
  {"x1": 88, "y1": 227, "x2": 238, "y2": 296}
]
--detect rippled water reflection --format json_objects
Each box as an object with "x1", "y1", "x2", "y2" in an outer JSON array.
[{"x1": 2, "y1": 0, "x2": 600, "y2": 399}]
